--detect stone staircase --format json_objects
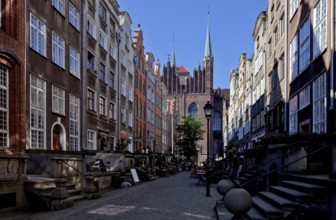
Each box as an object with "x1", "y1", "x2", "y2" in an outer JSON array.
[
  {"x1": 246, "y1": 176, "x2": 330, "y2": 220},
  {"x1": 24, "y1": 175, "x2": 85, "y2": 210}
]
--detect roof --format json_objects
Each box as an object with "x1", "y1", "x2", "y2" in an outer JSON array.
[{"x1": 176, "y1": 66, "x2": 189, "y2": 74}]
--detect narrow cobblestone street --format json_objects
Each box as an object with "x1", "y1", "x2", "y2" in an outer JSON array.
[{"x1": 1, "y1": 172, "x2": 221, "y2": 220}]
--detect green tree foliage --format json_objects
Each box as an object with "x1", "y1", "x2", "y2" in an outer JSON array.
[{"x1": 176, "y1": 115, "x2": 205, "y2": 160}]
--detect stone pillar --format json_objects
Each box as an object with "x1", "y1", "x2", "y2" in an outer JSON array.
[
  {"x1": 51, "y1": 178, "x2": 69, "y2": 199},
  {"x1": 83, "y1": 175, "x2": 97, "y2": 199}
]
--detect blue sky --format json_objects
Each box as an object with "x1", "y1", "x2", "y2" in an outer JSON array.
[{"x1": 118, "y1": 0, "x2": 268, "y2": 88}]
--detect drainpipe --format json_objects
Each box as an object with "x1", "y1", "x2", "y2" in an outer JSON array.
[
  {"x1": 284, "y1": 0, "x2": 288, "y2": 132},
  {"x1": 80, "y1": 0, "x2": 85, "y2": 151},
  {"x1": 330, "y1": 0, "x2": 335, "y2": 110}
]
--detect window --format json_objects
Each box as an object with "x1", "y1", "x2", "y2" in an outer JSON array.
[
  {"x1": 70, "y1": 47, "x2": 80, "y2": 78},
  {"x1": 121, "y1": 78, "x2": 126, "y2": 96},
  {"x1": 188, "y1": 102, "x2": 198, "y2": 116},
  {"x1": 109, "y1": 71, "x2": 115, "y2": 88},
  {"x1": 274, "y1": 27, "x2": 278, "y2": 47},
  {"x1": 129, "y1": 110, "x2": 133, "y2": 127},
  {"x1": 313, "y1": 73, "x2": 326, "y2": 133},
  {"x1": 52, "y1": 32, "x2": 65, "y2": 68},
  {"x1": 271, "y1": 64, "x2": 278, "y2": 89},
  {"x1": 0, "y1": 65, "x2": 8, "y2": 148},
  {"x1": 87, "y1": 16, "x2": 95, "y2": 38},
  {"x1": 69, "y1": 94, "x2": 80, "y2": 151},
  {"x1": 30, "y1": 13, "x2": 46, "y2": 56},
  {"x1": 99, "y1": 96, "x2": 106, "y2": 116},
  {"x1": 87, "y1": 51, "x2": 95, "y2": 71},
  {"x1": 52, "y1": 85, "x2": 65, "y2": 115},
  {"x1": 52, "y1": 0, "x2": 65, "y2": 15},
  {"x1": 69, "y1": 3, "x2": 79, "y2": 30},
  {"x1": 30, "y1": 75, "x2": 46, "y2": 149},
  {"x1": 299, "y1": 85, "x2": 310, "y2": 110},
  {"x1": 87, "y1": 130, "x2": 96, "y2": 150},
  {"x1": 99, "y1": 32, "x2": 107, "y2": 50},
  {"x1": 99, "y1": 4, "x2": 106, "y2": 21},
  {"x1": 121, "y1": 107, "x2": 125, "y2": 123},
  {"x1": 289, "y1": 95, "x2": 298, "y2": 134},
  {"x1": 290, "y1": 0, "x2": 298, "y2": 19},
  {"x1": 299, "y1": 18, "x2": 310, "y2": 73},
  {"x1": 290, "y1": 35, "x2": 298, "y2": 81},
  {"x1": 213, "y1": 111, "x2": 221, "y2": 131},
  {"x1": 280, "y1": 14, "x2": 285, "y2": 37},
  {"x1": 109, "y1": 102, "x2": 115, "y2": 119},
  {"x1": 87, "y1": 89, "x2": 95, "y2": 111},
  {"x1": 267, "y1": 38, "x2": 272, "y2": 58},
  {"x1": 313, "y1": 0, "x2": 327, "y2": 59},
  {"x1": 99, "y1": 62, "x2": 105, "y2": 81}
]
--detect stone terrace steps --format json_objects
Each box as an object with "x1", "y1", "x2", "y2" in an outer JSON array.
[
  {"x1": 270, "y1": 186, "x2": 313, "y2": 203},
  {"x1": 250, "y1": 195, "x2": 284, "y2": 220}
]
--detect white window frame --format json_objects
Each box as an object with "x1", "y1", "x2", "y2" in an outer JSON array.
[
  {"x1": 99, "y1": 62, "x2": 106, "y2": 81},
  {"x1": 109, "y1": 101, "x2": 115, "y2": 119},
  {"x1": 290, "y1": 35, "x2": 298, "y2": 82},
  {"x1": 121, "y1": 78, "x2": 126, "y2": 96},
  {"x1": 129, "y1": 110, "x2": 133, "y2": 127},
  {"x1": 52, "y1": 32, "x2": 65, "y2": 68},
  {"x1": 0, "y1": 65, "x2": 8, "y2": 148},
  {"x1": 52, "y1": 85, "x2": 65, "y2": 115},
  {"x1": 313, "y1": 0, "x2": 327, "y2": 59},
  {"x1": 299, "y1": 85, "x2": 310, "y2": 110},
  {"x1": 87, "y1": 16, "x2": 96, "y2": 39},
  {"x1": 87, "y1": 88, "x2": 96, "y2": 112},
  {"x1": 52, "y1": 0, "x2": 65, "y2": 15},
  {"x1": 99, "y1": 95, "x2": 106, "y2": 116},
  {"x1": 69, "y1": 94, "x2": 80, "y2": 151},
  {"x1": 99, "y1": 31, "x2": 107, "y2": 50},
  {"x1": 69, "y1": 2, "x2": 80, "y2": 31},
  {"x1": 30, "y1": 75, "x2": 46, "y2": 149},
  {"x1": 299, "y1": 18, "x2": 310, "y2": 73},
  {"x1": 70, "y1": 46, "x2": 80, "y2": 78},
  {"x1": 313, "y1": 73, "x2": 326, "y2": 133},
  {"x1": 99, "y1": 4, "x2": 106, "y2": 21},
  {"x1": 30, "y1": 13, "x2": 46, "y2": 56},
  {"x1": 87, "y1": 130, "x2": 97, "y2": 150},
  {"x1": 289, "y1": 95, "x2": 298, "y2": 134},
  {"x1": 290, "y1": 0, "x2": 298, "y2": 19}
]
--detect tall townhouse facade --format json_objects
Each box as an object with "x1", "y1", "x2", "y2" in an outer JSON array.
[
  {"x1": 132, "y1": 24, "x2": 146, "y2": 153},
  {"x1": 161, "y1": 81, "x2": 170, "y2": 154},
  {"x1": 265, "y1": 0, "x2": 286, "y2": 135},
  {"x1": 287, "y1": 0, "x2": 335, "y2": 135},
  {"x1": 118, "y1": 11, "x2": 135, "y2": 152},
  {"x1": 82, "y1": 0, "x2": 119, "y2": 158},
  {"x1": 146, "y1": 52, "x2": 156, "y2": 152},
  {"x1": 251, "y1": 11, "x2": 267, "y2": 143},
  {"x1": 26, "y1": 0, "x2": 82, "y2": 166},
  {"x1": 82, "y1": 1, "x2": 134, "y2": 158},
  {"x1": 0, "y1": 0, "x2": 27, "y2": 210}
]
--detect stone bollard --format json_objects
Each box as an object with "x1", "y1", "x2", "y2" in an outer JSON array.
[
  {"x1": 224, "y1": 187, "x2": 252, "y2": 219},
  {"x1": 83, "y1": 175, "x2": 98, "y2": 199},
  {"x1": 216, "y1": 179, "x2": 235, "y2": 206}
]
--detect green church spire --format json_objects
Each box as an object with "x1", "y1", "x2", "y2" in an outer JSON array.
[{"x1": 203, "y1": 24, "x2": 213, "y2": 61}]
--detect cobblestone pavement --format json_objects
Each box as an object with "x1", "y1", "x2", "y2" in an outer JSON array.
[{"x1": 1, "y1": 171, "x2": 222, "y2": 220}]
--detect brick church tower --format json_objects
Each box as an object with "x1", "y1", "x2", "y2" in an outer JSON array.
[{"x1": 162, "y1": 21, "x2": 215, "y2": 163}]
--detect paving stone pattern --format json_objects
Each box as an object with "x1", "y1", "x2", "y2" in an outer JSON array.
[{"x1": 2, "y1": 171, "x2": 222, "y2": 220}]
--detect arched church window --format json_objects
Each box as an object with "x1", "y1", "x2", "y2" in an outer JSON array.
[
  {"x1": 188, "y1": 102, "x2": 198, "y2": 116},
  {"x1": 213, "y1": 111, "x2": 222, "y2": 131}
]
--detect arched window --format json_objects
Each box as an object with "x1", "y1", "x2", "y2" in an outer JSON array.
[
  {"x1": 213, "y1": 111, "x2": 221, "y2": 131},
  {"x1": 188, "y1": 102, "x2": 198, "y2": 116}
]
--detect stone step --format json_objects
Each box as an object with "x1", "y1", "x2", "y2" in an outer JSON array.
[
  {"x1": 246, "y1": 206, "x2": 268, "y2": 220},
  {"x1": 281, "y1": 180, "x2": 327, "y2": 195},
  {"x1": 64, "y1": 195, "x2": 86, "y2": 202},
  {"x1": 252, "y1": 196, "x2": 284, "y2": 219},
  {"x1": 259, "y1": 191, "x2": 298, "y2": 211},
  {"x1": 67, "y1": 188, "x2": 81, "y2": 196},
  {"x1": 215, "y1": 205, "x2": 234, "y2": 220},
  {"x1": 270, "y1": 186, "x2": 313, "y2": 202}
]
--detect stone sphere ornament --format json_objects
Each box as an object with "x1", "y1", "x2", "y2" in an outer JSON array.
[
  {"x1": 224, "y1": 187, "x2": 252, "y2": 217},
  {"x1": 216, "y1": 179, "x2": 235, "y2": 197}
]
